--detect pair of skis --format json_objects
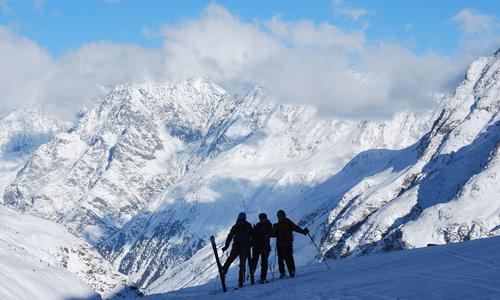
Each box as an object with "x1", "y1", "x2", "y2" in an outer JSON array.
[
  {"x1": 210, "y1": 235, "x2": 255, "y2": 293},
  {"x1": 210, "y1": 235, "x2": 227, "y2": 293}
]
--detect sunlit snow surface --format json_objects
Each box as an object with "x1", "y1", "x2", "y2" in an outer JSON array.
[
  {"x1": 0, "y1": 206, "x2": 99, "y2": 300},
  {"x1": 0, "y1": 205, "x2": 138, "y2": 300},
  {"x1": 146, "y1": 236, "x2": 500, "y2": 299}
]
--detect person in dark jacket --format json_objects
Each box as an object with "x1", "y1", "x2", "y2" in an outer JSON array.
[
  {"x1": 221, "y1": 212, "x2": 253, "y2": 287},
  {"x1": 266, "y1": 209, "x2": 309, "y2": 278},
  {"x1": 250, "y1": 213, "x2": 273, "y2": 283}
]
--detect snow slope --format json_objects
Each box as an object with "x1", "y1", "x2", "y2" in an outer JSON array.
[
  {"x1": 0, "y1": 205, "x2": 140, "y2": 299},
  {"x1": 1, "y1": 201, "x2": 498, "y2": 300},
  {"x1": 145, "y1": 236, "x2": 500, "y2": 299}
]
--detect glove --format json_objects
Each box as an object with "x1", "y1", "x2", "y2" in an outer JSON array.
[
  {"x1": 304, "y1": 228, "x2": 309, "y2": 235},
  {"x1": 222, "y1": 245, "x2": 228, "y2": 252}
]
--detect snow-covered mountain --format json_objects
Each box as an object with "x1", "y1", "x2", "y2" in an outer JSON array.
[
  {"x1": 1, "y1": 77, "x2": 432, "y2": 290},
  {"x1": 1, "y1": 48, "x2": 499, "y2": 297},
  {"x1": 3, "y1": 78, "x2": 232, "y2": 243},
  {"x1": 0, "y1": 204, "x2": 140, "y2": 299},
  {"x1": 321, "y1": 48, "x2": 500, "y2": 259}
]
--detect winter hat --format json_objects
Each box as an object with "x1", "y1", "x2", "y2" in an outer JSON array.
[
  {"x1": 238, "y1": 212, "x2": 246, "y2": 220},
  {"x1": 259, "y1": 213, "x2": 267, "y2": 219},
  {"x1": 277, "y1": 210, "x2": 286, "y2": 219}
]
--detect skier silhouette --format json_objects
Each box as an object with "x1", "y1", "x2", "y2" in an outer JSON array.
[
  {"x1": 221, "y1": 212, "x2": 253, "y2": 287},
  {"x1": 251, "y1": 213, "x2": 272, "y2": 283},
  {"x1": 267, "y1": 210, "x2": 308, "y2": 278}
]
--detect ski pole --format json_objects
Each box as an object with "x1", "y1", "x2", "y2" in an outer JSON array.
[
  {"x1": 308, "y1": 233, "x2": 331, "y2": 270},
  {"x1": 260, "y1": 247, "x2": 274, "y2": 282},
  {"x1": 264, "y1": 248, "x2": 274, "y2": 281},
  {"x1": 273, "y1": 245, "x2": 278, "y2": 280}
]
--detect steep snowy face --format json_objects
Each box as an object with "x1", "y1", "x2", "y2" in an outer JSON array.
[
  {"x1": 0, "y1": 109, "x2": 71, "y2": 200},
  {"x1": 3, "y1": 78, "x2": 231, "y2": 244},
  {"x1": 401, "y1": 50, "x2": 500, "y2": 246},
  {"x1": 321, "y1": 50, "x2": 500, "y2": 259}
]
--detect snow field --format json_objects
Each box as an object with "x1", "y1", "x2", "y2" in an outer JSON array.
[{"x1": 146, "y1": 236, "x2": 500, "y2": 299}]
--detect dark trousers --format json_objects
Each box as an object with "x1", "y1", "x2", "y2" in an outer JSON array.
[
  {"x1": 251, "y1": 247, "x2": 270, "y2": 281},
  {"x1": 277, "y1": 245, "x2": 295, "y2": 276},
  {"x1": 222, "y1": 247, "x2": 251, "y2": 284}
]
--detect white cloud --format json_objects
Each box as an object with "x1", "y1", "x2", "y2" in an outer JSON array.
[
  {"x1": 356, "y1": 44, "x2": 461, "y2": 116},
  {"x1": 332, "y1": 0, "x2": 374, "y2": 21},
  {"x1": 0, "y1": 3, "x2": 477, "y2": 121},
  {"x1": 452, "y1": 9, "x2": 493, "y2": 34},
  {"x1": 0, "y1": 26, "x2": 165, "y2": 120},
  {"x1": 158, "y1": 3, "x2": 282, "y2": 83},
  {"x1": 265, "y1": 15, "x2": 365, "y2": 52},
  {"x1": 449, "y1": 9, "x2": 500, "y2": 67},
  {"x1": 152, "y1": 3, "x2": 458, "y2": 119},
  {"x1": 43, "y1": 42, "x2": 164, "y2": 118},
  {"x1": 0, "y1": 27, "x2": 52, "y2": 109},
  {"x1": 334, "y1": 7, "x2": 372, "y2": 21}
]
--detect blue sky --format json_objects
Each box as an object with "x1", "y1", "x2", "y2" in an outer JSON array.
[
  {"x1": 1, "y1": 0, "x2": 500, "y2": 120},
  {"x1": 3, "y1": 0, "x2": 498, "y2": 58}
]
